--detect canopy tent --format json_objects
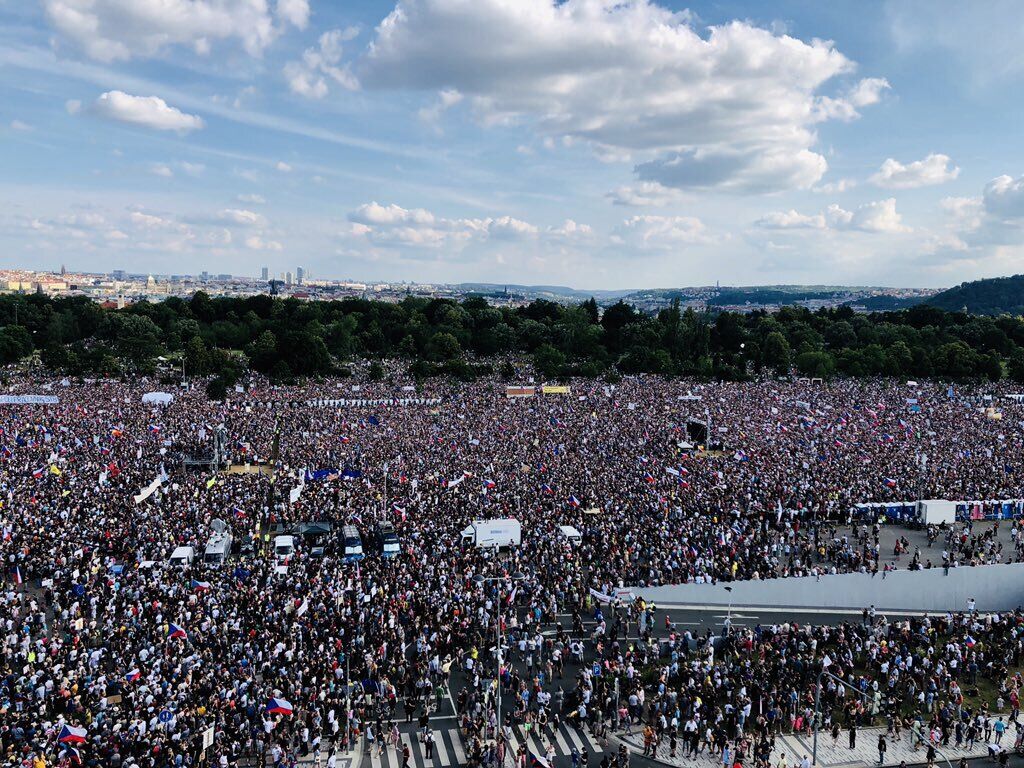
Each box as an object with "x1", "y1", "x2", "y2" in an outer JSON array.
[{"x1": 142, "y1": 391, "x2": 174, "y2": 405}]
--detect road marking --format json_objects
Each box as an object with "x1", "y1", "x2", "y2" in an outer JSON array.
[
  {"x1": 369, "y1": 746, "x2": 384, "y2": 768},
  {"x1": 433, "y1": 733, "x2": 450, "y2": 766},
  {"x1": 552, "y1": 727, "x2": 572, "y2": 754},
  {"x1": 563, "y1": 726, "x2": 585, "y2": 752},
  {"x1": 449, "y1": 731, "x2": 466, "y2": 765},
  {"x1": 580, "y1": 727, "x2": 605, "y2": 753}
]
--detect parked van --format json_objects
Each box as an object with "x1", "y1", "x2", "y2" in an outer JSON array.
[
  {"x1": 376, "y1": 521, "x2": 400, "y2": 558},
  {"x1": 558, "y1": 525, "x2": 582, "y2": 546},
  {"x1": 204, "y1": 530, "x2": 233, "y2": 564},
  {"x1": 461, "y1": 519, "x2": 522, "y2": 549},
  {"x1": 168, "y1": 546, "x2": 195, "y2": 567},
  {"x1": 274, "y1": 534, "x2": 295, "y2": 564},
  {"x1": 342, "y1": 525, "x2": 364, "y2": 561}
]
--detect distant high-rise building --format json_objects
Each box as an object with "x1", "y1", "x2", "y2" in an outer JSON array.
[
  {"x1": 286, "y1": 271, "x2": 293, "y2": 286},
  {"x1": 60, "y1": 264, "x2": 66, "y2": 276},
  {"x1": 201, "y1": 270, "x2": 209, "y2": 282},
  {"x1": 296, "y1": 266, "x2": 304, "y2": 285},
  {"x1": 261, "y1": 266, "x2": 269, "y2": 281},
  {"x1": 112, "y1": 269, "x2": 125, "y2": 281}
]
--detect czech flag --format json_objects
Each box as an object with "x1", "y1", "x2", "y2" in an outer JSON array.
[
  {"x1": 643, "y1": 472, "x2": 655, "y2": 484},
  {"x1": 541, "y1": 483, "x2": 554, "y2": 496},
  {"x1": 148, "y1": 424, "x2": 161, "y2": 434},
  {"x1": 392, "y1": 504, "x2": 406, "y2": 520},
  {"x1": 266, "y1": 697, "x2": 294, "y2": 715},
  {"x1": 125, "y1": 669, "x2": 141, "y2": 682},
  {"x1": 13, "y1": 565, "x2": 23, "y2": 585},
  {"x1": 568, "y1": 495, "x2": 581, "y2": 508},
  {"x1": 530, "y1": 752, "x2": 552, "y2": 768},
  {"x1": 167, "y1": 623, "x2": 188, "y2": 640},
  {"x1": 233, "y1": 507, "x2": 246, "y2": 519},
  {"x1": 483, "y1": 479, "x2": 496, "y2": 490},
  {"x1": 191, "y1": 580, "x2": 211, "y2": 592},
  {"x1": 61, "y1": 745, "x2": 82, "y2": 765},
  {"x1": 883, "y1": 478, "x2": 897, "y2": 488},
  {"x1": 965, "y1": 635, "x2": 977, "y2": 648},
  {"x1": 32, "y1": 466, "x2": 45, "y2": 479},
  {"x1": 58, "y1": 724, "x2": 88, "y2": 744}
]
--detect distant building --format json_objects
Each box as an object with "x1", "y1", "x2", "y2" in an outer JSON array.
[
  {"x1": 286, "y1": 271, "x2": 293, "y2": 286},
  {"x1": 296, "y1": 266, "x2": 305, "y2": 285},
  {"x1": 200, "y1": 271, "x2": 209, "y2": 282},
  {"x1": 112, "y1": 269, "x2": 125, "y2": 281},
  {"x1": 261, "y1": 266, "x2": 269, "y2": 281}
]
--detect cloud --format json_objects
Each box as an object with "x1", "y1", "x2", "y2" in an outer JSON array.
[
  {"x1": 757, "y1": 198, "x2": 909, "y2": 233},
  {"x1": 547, "y1": 219, "x2": 593, "y2": 239},
  {"x1": 613, "y1": 215, "x2": 711, "y2": 250},
  {"x1": 92, "y1": 91, "x2": 204, "y2": 132},
  {"x1": 813, "y1": 77, "x2": 891, "y2": 121},
  {"x1": 42, "y1": 0, "x2": 307, "y2": 62},
  {"x1": 219, "y1": 208, "x2": 266, "y2": 227},
  {"x1": 361, "y1": 0, "x2": 885, "y2": 193},
  {"x1": 755, "y1": 209, "x2": 826, "y2": 230},
  {"x1": 606, "y1": 182, "x2": 684, "y2": 207},
  {"x1": 150, "y1": 164, "x2": 174, "y2": 178},
  {"x1": 275, "y1": 0, "x2": 309, "y2": 30},
  {"x1": 65, "y1": 99, "x2": 82, "y2": 115},
  {"x1": 238, "y1": 193, "x2": 266, "y2": 204},
  {"x1": 417, "y1": 89, "x2": 464, "y2": 123},
  {"x1": 346, "y1": 201, "x2": 548, "y2": 249},
  {"x1": 982, "y1": 174, "x2": 1024, "y2": 219},
  {"x1": 10, "y1": 120, "x2": 32, "y2": 131},
  {"x1": 180, "y1": 162, "x2": 205, "y2": 176},
  {"x1": 284, "y1": 28, "x2": 360, "y2": 98},
  {"x1": 245, "y1": 235, "x2": 283, "y2": 250},
  {"x1": 870, "y1": 153, "x2": 960, "y2": 189},
  {"x1": 275, "y1": 161, "x2": 293, "y2": 172}
]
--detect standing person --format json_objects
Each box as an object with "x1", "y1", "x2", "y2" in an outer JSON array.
[
  {"x1": 849, "y1": 724, "x2": 857, "y2": 749},
  {"x1": 424, "y1": 728, "x2": 435, "y2": 761},
  {"x1": 878, "y1": 735, "x2": 887, "y2": 765},
  {"x1": 402, "y1": 741, "x2": 412, "y2": 768}
]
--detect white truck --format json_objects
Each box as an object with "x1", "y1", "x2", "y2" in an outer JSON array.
[
  {"x1": 461, "y1": 518, "x2": 522, "y2": 549},
  {"x1": 558, "y1": 525, "x2": 582, "y2": 546},
  {"x1": 918, "y1": 499, "x2": 957, "y2": 525}
]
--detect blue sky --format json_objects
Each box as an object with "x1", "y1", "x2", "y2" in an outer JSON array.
[{"x1": 2, "y1": 0, "x2": 1024, "y2": 289}]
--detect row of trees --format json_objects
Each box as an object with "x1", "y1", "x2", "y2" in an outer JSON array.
[{"x1": 0, "y1": 293, "x2": 1022, "y2": 385}]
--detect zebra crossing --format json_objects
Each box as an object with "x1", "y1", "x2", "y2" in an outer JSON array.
[{"x1": 362, "y1": 724, "x2": 607, "y2": 768}]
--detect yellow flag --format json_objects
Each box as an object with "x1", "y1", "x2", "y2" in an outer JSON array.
[
  {"x1": 49, "y1": 464, "x2": 62, "y2": 476},
  {"x1": 206, "y1": 477, "x2": 216, "y2": 488}
]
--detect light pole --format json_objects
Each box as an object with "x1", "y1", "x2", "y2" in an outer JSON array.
[
  {"x1": 723, "y1": 585, "x2": 733, "y2": 636},
  {"x1": 475, "y1": 568, "x2": 526, "y2": 766}
]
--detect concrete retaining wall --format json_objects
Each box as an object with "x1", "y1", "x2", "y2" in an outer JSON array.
[{"x1": 632, "y1": 562, "x2": 1024, "y2": 612}]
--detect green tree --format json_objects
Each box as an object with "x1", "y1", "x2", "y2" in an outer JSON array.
[
  {"x1": 762, "y1": 332, "x2": 791, "y2": 374},
  {"x1": 533, "y1": 344, "x2": 566, "y2": 379}
]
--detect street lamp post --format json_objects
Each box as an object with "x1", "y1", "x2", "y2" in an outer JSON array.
[{"x1": 475, "y1": 568, "x2": 526, "y2": 766}]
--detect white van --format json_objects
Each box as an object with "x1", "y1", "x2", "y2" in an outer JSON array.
[
  {"x1": 204, "y1": 530, "x2": 233, "y2": 564},
  {"x1": 168, "y1": 546, "x2": 195, "y2": 567},
  {"x1": 558, "y1": 525, "x2": 582, "y2": 546},
  {"x1": 274, "y1": 535, "x2": 295, "y2": 563},
  {"x1": 461, "y1": 519, "x2": 522, "y2": 549}
]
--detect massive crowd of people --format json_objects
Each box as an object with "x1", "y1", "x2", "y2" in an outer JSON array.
[{"x1": 3, "y1": 370, "x2": 1024, "y2": 768}]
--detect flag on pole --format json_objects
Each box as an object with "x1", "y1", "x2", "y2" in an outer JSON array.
[
  {"x1": 191, "y1": 579, "x2": 211, "y2": 592},
  {"x1": 125, "y1": 668, "x2": 141, "y2": 682},
  {"x1": 61, "y1": 745, "x2": 82, "y2": 765},
  {"x1": 167, "y1": 623, "x2": 188, "y2": 640},
  {"x1": 568, "y1": 495, "x2": 581, "y2": 508}
]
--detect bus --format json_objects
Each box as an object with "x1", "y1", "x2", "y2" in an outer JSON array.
[{"x1": 342, "y1": 525, "x2": 364, "y2": 561}]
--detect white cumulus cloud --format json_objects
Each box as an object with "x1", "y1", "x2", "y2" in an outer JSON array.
[
  {"x1": 285, "y1": 28, "x2": 360, "y2": 98},
  {"x1": 361, "y1": 0, "x2": 885, "y2": 193},
  {"x1": 92, "y1": 91, "x2": 204, "y2": 133},
  {"x1": 757, "y1": 198, "x2": 909, "y2": 233},
  {"x1": 43, "y1": 0, "x2": 307, "y2": 62},
  {"x1": 870, "y1": 153, "x2": 960, "y2": 189}
]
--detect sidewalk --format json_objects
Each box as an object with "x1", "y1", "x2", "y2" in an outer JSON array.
[{"x1": 614, "y1": 723, "x2": 1009, "y2": 768}]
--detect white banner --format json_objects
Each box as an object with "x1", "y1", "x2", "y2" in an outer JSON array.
[
  {"x1": 0, "y1": 395, "x2": 59, "y2": 404},
  {"x1": 133, "y1": 476, "x2": 164, "y2": 504}
]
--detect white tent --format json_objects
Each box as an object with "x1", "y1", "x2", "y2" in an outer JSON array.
[{"x1": 141, "y1": 391, "x2": 174, "y2": 405}]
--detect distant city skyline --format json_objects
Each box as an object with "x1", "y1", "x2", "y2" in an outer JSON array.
[{"x1": 3, "y1": 1, "x2": 1024, "y2": 288}]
